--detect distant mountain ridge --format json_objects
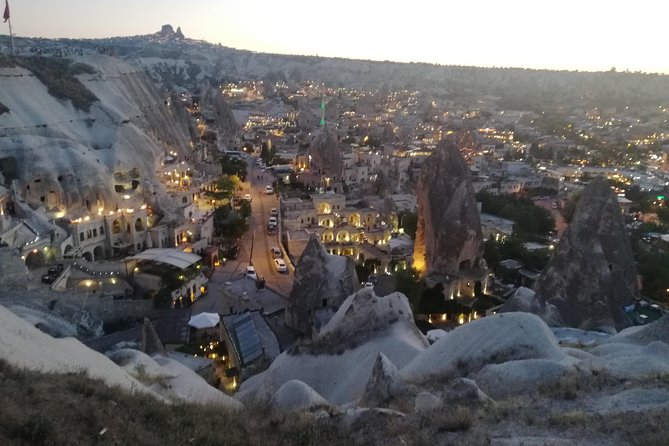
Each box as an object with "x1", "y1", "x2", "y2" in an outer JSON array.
[{"x1": 2, "y1": 26, "x2": 669, "y2": 109}]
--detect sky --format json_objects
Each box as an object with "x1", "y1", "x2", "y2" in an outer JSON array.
[{"x1": 4, "y1": 0, "x2": 668, "y2": 74}]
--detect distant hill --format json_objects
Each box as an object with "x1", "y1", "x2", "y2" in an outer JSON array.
[{"x1": 3, "y1": 27, "x2": 667, "y2": 110}]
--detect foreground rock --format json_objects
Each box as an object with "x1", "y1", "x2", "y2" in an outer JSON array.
[
  {"x1": 0, "y1": 305, "x2": 150, "y2": 395},
  {"x1": 109, "y1": 349, "x2": 242, "y2": 410},
  {"x1": 533, "y1": 178, "x2": 638, "y2": 332},
  {"x1": 413, "y1": 138, "x2": 483, "y2": 276},
  {"x1": 284, "y1": 234, "x2": 359, "y2": 335},
  {"x1": 270, "y1": 380, "x2": 331, "y2": 412},
  {"x1": 238, "y1": 289, "x2": 427, "y2": 405},
  {"x1": 400, "y1": 312, "x2": 567, "y2": 383},
  {"x1": 608, "y1": 314, "x2": 669, "y2": 345},
  {"x1": 359, "y1": 353, "x2": 405, "y2": 407}
]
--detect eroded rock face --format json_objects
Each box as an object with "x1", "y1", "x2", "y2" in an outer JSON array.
[
  {"x1": 284, "y1": 234, "x2": 359, "y2": 335},
  {"x1": 534, "y1": 178, "x2": 637, "y2": 332},
  {"x1": 309, "y1": 127, "x2": 343, "y2": 183},
  {"x1": 413, "y1": 139, "x2": 483, "y2": 276}
]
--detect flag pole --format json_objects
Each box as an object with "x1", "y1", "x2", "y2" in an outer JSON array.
[
  {"x1": 7, "y1": 16, "x2": 14, "y2": 55},
  {"x1": 3, "y1": 0, "x2": 13, "y2": 55}
]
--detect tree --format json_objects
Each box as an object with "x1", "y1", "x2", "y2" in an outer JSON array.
[
  {"x1": 399, "y1": 211, "x2": 418, "y2": 239},
  {"x1": 483, "y1": 238, "x2": 501, "y2": 271},
  {"x1": 393, "y1": 267, "x2": 424, "y2": 311},
  {"x1": 205, "y1": 175, "x2": 239, "y2": 201}
]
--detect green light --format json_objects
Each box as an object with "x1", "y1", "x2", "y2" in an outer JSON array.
[{"x1": 658, "y1": 195, "x2": 666, "y2": 200}]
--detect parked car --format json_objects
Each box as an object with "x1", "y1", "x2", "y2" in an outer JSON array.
[
  {"x1": 264, "y1": 185, "x2": 274, "y2": 195},
  {"x1": 41, "y1": 274, "x2": 56, "y2": 285},
  {"x1": 270, "y1": 247, "x2": 281, "y2": 257},
  {"x1": 273, "y1": 258, "x2": 287, "y2": 273},
  {"x1": 268, "y1": 216, "x2": 277, "y2": 226},
  {"x1": 245, "y1": 266, "x2": 257, "y2": 280},
  {"x1": 270, "y1": 208, "x2": 278, "y2": 217}
]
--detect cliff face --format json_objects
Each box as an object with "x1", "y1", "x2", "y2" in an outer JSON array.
[
  {"x1": 0, "y1": 56, "x2": 192, "y2": 215},
  {"x1": 413, "y1": 139, "x2": 482, "y2": 276},
  {"x1": 199, "y1": 83, "x2": 239, "y2": 147},
  {"x1": 284, "y1": 234, "x2": 359, "y2": 335},
  {"x1": 534, "y1": 178, "x2": 638, "y2": 332}
]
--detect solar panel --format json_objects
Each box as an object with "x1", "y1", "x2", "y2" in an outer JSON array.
[{"x1": 233, "y1": 313, "x2": 263, "y2": 365}]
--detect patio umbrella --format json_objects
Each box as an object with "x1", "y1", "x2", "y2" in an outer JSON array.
[{"x1": 188, "y1": 312, "x2": 221, "y2": 329}]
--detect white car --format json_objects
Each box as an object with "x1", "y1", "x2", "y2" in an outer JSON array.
[
  {"x1": 268, "y1": 216, "x2": 277, "y2": 226},
  {"x1": 270, "y1": 247, "x2": 282, "y2": 257},
  {"x1": 245, "y1": 266, "x2": 257, "y2": 280},
  {"x1": 243, "y1": 193, "x2": 252, "y2": 202},
  {"x1": 364, "y1": 282, "x2": 375, "y2": 288},
  {"x1": 264, "y1": 185, "x2": 274, "y2": 194},
  {"x1": 270, "y1": 208, "x2": 278, "y2": 217},
  {"x1": 273, "y1": 258, "x2": 287, "y2": 273}
]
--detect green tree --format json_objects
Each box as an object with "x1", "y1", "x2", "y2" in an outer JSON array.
[
  {"x1": 399, "y1": 211, "x2": 418, "y2": 239},
  {"x1": 483, "y1": 238, "x2": 502, "y2": 271},
  {"x1": 393, "y1": 267, "x2": 424, "y2": 311}
]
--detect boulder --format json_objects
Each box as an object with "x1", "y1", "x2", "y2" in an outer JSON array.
[
  {"x1": 581, "y1": 341, "x2": 669, "y2": 380},
  {"x1": 414, "y1": 392, "x2": 442, "y2": 412},
  {"x1": 270, "y1": 380, "x2": 331, "y2": 412},
  {"x1": 359, "y1": 353, "x2": 405, "y2": 407},
  {"x1": 401, "y1": 312, "x2": 566, "y2": 383},
  {"x1": 475, "y1": 359, "x2": 573, "y2": 399},
  {"x1": 608, "y1": 314, "x2": 669, "y2": 345},
  {"x1": 413, "y1": 138, "x2": 482, "y2": 276},
  {"x1": 534, "y1": 178, "x2": 638, "y2": 332},
  {"x1": 444, "y1": 377, "x2": 493, "y2": 404}
]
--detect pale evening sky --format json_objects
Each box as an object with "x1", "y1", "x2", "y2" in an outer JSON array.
[{"x1": 3, "y1": 0, "x2": 667, "y2": 73}]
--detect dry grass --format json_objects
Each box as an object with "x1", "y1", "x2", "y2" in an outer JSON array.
[{"x1": 2, "y1": 358, "x2": 669, "y2": 446}]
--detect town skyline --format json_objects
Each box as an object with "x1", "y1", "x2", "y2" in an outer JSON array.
[{"x1": 3, "y1": 0, "x2": 669, "y2": 74}]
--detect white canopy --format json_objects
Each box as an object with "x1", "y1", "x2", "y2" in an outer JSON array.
[{"x1": 188, "y1": 312, "x2": 220, "y2": 329}]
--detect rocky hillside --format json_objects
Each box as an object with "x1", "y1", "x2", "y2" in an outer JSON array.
[{"x1": 0, "y1": 55, "x2": 193, "y2": 215}]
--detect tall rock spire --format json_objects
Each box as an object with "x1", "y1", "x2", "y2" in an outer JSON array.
[
  {"x1": 534, "y1": 177, "x2": 638, "y2": 332},
  {"x1": 413, "y1": 139, "x2": 483, "y2": 276}
]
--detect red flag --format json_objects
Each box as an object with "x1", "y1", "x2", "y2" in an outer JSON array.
[{"x1": 3, "y1": 0, "x2": 9, "y2": 23}]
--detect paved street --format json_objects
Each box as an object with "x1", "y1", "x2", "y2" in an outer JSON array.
[{"x1": 191, "y1": 156, "x2": 294, "y2": 317}]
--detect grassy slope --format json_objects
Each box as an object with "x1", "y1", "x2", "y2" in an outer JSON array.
[{"x1": 0, "y1": 358, "x2": 668, "y2": 446}]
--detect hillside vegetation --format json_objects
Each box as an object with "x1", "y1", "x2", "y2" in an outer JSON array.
[
  {"x1": 0, "y1": 55, "x2": 98, "y2": 111},
  {"x1": 1, "y1": 358, "x2": 667, "y2": 446}
]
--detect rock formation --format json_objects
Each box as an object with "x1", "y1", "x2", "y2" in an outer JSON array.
[
  {"x1": 413, "y1": 139, "x2": 483, "y2": 276},
  {"x1": 359, "y1": 353, "x2": 405, "y2": 407},
  {"x1": 533, "y1": 178, "x2": 637, "y2": 332},
  {"x1": 284, "y1": 234, "x2": 359, "y2": 335},
  {"x1": 239, "y1": 289, "x2": 428, "y2": 405},
  {"x1": 270, "y1": 380, "x2": 331, "y2": 412},
  {"x1": 141, "y1": 317, "x2": 166, "y2": 356},
  {"x1": 199, "y1": 83, "x2": 239, "y2": 145},
  {"x1": 309, "y1": 127, "x2": 343, "y2": 187}
]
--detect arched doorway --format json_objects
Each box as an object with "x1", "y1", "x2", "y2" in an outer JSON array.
[
  {"x1": 135, "y1": 218, "x2": 144, "y2": 231},
  {"x1": 348, "y1": 213, "x2": 361, "y2": 227},
  {"x1": 82, "y1": 251, "x2": 93, "y2": 262},
  {"x1": 336, "y1": 230, "x2": 350, "y2": 243},
  {"x1": 93, "y1": 246, "x2": 104, "y2": 261},
  {"x1": 24, "y1": 250, "x2": 45, "y2": 269},
  {"x1": 321, "y1": 230, "x2": 334, "y2": 243},
  {"x1": 318, "y1": 202, "x2": 331, "y2": 214},
  {"x1": 112, "y1": 219, "x2": 121, "y2": 234}
]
